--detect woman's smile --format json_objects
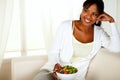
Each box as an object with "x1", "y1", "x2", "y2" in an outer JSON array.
[{"x1": 84, "y1": 18, "x2": 91, "y2": 23}]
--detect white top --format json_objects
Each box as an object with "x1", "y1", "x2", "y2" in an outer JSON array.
[
  {"x1": 41, "y1": 21, "x2": 120, "y2": 80},
  {"x1": 71, "y1": 35, "x2": 93, "y2": 62}
]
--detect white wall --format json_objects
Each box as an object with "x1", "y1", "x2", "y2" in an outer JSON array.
[
  {"x1": 117, "y1": 0, "x2": 120, "y2": 30},
  {"x1": 104, "y1": 0, "x2": 117, "y2": 20},
  {"x1": 104, "y1": 0, "x2": 120, "y2": 31},
  {"x1": 101, "y1": 0, "x2": 120, "y2": 34}
]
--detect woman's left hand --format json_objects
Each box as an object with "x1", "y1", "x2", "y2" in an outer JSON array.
[{"x1": 97, "y1": 12, "x2": 115, "y2": 23}]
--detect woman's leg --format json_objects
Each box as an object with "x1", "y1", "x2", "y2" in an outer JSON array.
[{"x1": 33, "y1": 69, "x2": 55, "y2": 80}]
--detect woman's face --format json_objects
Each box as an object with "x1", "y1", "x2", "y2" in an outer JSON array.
[{"x1": 81, "y1": 4, "x2": 99, "y2": 26}]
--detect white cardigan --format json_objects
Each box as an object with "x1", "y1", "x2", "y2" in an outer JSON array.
[{"x1": 41, "y1": 21, "x2": 120, "y2": 80}]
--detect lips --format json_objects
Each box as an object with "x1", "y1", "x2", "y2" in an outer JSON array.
[{"x1": 85, "y1": 18, "x2": 91, "y2": 23}]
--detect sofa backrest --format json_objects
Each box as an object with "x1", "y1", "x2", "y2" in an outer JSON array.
[{"x1": 11, "y1": 55, "x2": 47, "y2": 80}]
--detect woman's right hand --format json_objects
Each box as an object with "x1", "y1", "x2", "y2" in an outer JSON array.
[
  {"x1": 97, "y1": 12, "x2": 115, "y2": 23},
  {"x1": 53, "y1": 63, "x2": 62, "y2": 80}
]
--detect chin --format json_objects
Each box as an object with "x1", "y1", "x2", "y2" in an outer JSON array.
[{"x1": 83, "y1": 22, "x2": 92, "y2": 26}]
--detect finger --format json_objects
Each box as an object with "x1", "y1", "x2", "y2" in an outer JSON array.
[
  {"x1": 53, "y1": 63, "x2": 62, "y2": 72},
  {"x1": 53, "y1": 72, "x2": 60, "y2": 80},
  {"x1": 57, "y1": 64, "x2": 62, "y2": 68},
  {"x1": 97, "y1": 18, "x2": 108, "y2": 22},
  {"x1": 97, "y1": 14, "x2": 109, "y2": 21},
  {"x1": 97, "y1": 14, "x2": 105, "y2": 19}
]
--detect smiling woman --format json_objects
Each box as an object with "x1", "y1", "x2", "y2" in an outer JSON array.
[
  {"x1": 33, "y1": 0, "x2": 120, "y2": 80},
  {"x1": 2, "y1": 0, "x2": 120, "y2": 59},
  {"x1": 0, "y1": 0, "x2": 120, "y2": 80}
]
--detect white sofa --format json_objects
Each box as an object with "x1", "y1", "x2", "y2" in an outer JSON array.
[
  {"x1": 1, "y1": 48, "x2": 120, "y2": 80},
  {"x1": 0, "y1": 56, "x2": 47, "y2": 80},
  {"x1": 11, "y1": 56, "x2": 48, "y2": 80},
  {"x1": 86, "y1": 48, "x2": 120, "y2": 80}
]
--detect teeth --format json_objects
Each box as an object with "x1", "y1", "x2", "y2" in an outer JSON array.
[{"x1": 85, "y1": 19, "x2": 90, "y2": 23}]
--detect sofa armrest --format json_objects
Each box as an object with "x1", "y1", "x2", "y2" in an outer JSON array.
[
  {"x1": 11, "y1": 55, "x2": 47, "y2": 80},
  {"x1": 0, "y1": 59, "x2": 11, "y2": 80},
  {"x1": 86, "y1": 48, "x2": 120, "y2": 80}
]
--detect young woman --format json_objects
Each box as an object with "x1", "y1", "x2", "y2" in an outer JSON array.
[{"x1": 33, "y1": 0, "x2": 120, "y2": 80}]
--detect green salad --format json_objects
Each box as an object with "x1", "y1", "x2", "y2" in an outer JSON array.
[{"x1": 57, "y1": 65, "x2": 78, "y2": 74}]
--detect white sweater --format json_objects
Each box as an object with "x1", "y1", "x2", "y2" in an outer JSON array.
[{"x1": 41, "y1": 21, "x2": 120, "y2": 80}]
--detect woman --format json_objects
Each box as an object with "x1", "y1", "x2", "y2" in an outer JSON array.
[{"x1": 33, "y1": 0, "x2": 120, "y2": 80}]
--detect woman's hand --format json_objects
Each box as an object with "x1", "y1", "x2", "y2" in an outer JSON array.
[
  {"x1": 53, "y1": 63, "x2": 62, "y2": 80},
  {"x1": 97, "y1": 12, "x2": 115, "y2": 23}
]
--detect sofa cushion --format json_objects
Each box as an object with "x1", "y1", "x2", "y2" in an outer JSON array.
[
  {"x1": 11, "y1": 56, "x2": 47, "y2": 80},
  {"x1": 86, "y1": 48, "x2": 120, "y2": 80}
]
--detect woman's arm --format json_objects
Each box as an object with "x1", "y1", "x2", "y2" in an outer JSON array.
[
  {"x1": 41, "y1": 22, "x2": 65, "y2": 71},
  {"x1": 97, "y1": 12, "x2": 115, "y2": 23},
  {"x1": 98, "y1": 12, "x2": 120, "y2": 52}
]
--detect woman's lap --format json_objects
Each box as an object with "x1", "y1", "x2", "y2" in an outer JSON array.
[{"x1": 33, "y1": 69, "x2": 55, "y2": 80}]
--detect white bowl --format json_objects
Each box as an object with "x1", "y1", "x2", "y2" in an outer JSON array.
[{"x1": 56, "y1": 72, "x2": 78, "y2": 80}]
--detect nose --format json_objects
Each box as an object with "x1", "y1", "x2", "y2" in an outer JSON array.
[{"x1": 86, "y1": 13, "x2": 92, "y2": 19}]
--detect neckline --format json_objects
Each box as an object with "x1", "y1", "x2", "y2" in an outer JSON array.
[
  {"x1": 72, "y1": 20, "x2": 94, "y2": 43},
  {"x1": 72, "y1": 35, "x2": 93, "y2": 44}
]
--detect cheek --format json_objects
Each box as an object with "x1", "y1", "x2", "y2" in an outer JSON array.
[
  {"x1": 80, "y1": 13, "x2": 86, "y2": 19},
  {"x1": 81, "y1": 11, "x2": 86, "y2": 16},
  {"x1": 92, "y1": 17, "x2": 98, "y2": 22}
]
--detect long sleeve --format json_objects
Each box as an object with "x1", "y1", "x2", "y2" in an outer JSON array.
[
  {"x1": 40, "y1": 21, "x2": 66, "y2": 71},
  {"x1": 101, "y1": 23, "x2": 120, "y2": 52}
]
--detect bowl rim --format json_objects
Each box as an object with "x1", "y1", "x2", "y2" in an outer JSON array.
[{"x1": 56, "y1": 71, "x2": 78, "y2": 75}]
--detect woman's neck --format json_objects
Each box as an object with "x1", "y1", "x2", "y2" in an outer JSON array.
[
  {"x1": 73, "y1": 20, "x2": 94, "y2": 43},
  {"x1": 76, "y1": 20, "x2": 94, "y2": 32}
]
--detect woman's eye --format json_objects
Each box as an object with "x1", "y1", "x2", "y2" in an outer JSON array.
[{"x1": 93, "y1": 13, "x2": 98, "y2": 17}]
